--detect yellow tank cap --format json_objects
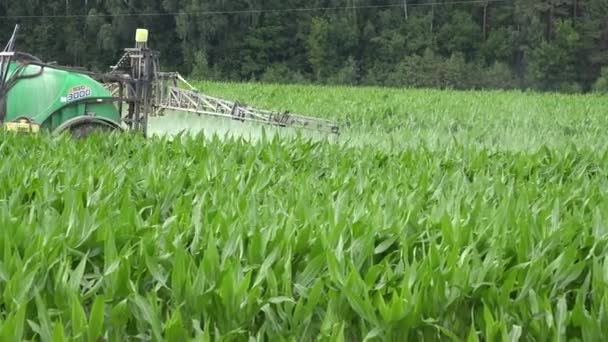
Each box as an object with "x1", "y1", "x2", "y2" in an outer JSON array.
[{"x1": 135, "y1": 29, "x2": 149, "y2": 43}]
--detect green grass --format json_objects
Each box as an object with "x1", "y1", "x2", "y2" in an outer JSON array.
[
  {"x1": 1, "y1": 82, "x2": 608, "y2": 341},
  {"x1": 194, "y1": 81, "x2": 608, "y2": 151}
]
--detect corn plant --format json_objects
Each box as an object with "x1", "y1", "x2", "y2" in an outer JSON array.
[{"x1": 1, "y1": 82, "x2": 607, "y2": 341}]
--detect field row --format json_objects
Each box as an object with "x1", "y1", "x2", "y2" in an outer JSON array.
[
  {"x1": 194, "y1": 82, "x2": 608, "y2": 151},
  {"x1": 1, "y1": 120, "x2": 608, "y2": 340}
]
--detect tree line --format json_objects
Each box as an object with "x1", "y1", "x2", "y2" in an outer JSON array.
[{"x1": 1, "y1": 0, "x2": 607, "y2": 93}]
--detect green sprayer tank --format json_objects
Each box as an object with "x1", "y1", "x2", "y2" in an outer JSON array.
[{"x1": 1, "y1": 61, "x2": 122, "y2": 134}]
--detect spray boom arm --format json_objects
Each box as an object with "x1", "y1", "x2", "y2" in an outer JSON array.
[
  {"x1": 106, "y1": 29, "x2": 340, "y2": 136},
  {"x1": 154, "y1": 73, "x2": 339, "y2": 134}
]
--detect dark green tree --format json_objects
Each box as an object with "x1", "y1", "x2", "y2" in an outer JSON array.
[{"x1": 0, "y1": 0, "x2": 605, "y2": 92}]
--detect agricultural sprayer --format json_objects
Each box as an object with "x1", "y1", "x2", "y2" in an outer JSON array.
[{"x1": 0, "y1": 25, "x2": 340, "y2": 137}]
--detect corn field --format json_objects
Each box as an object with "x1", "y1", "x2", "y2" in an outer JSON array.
[{"x1": 1, "y1": 82, "x2": 608, "y2": 341}]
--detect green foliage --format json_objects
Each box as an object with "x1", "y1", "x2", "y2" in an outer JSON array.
[
  {"x1": 437, "y1": 10, "x2": 482, "y2": 59},
  {"x1": 1, "y1": 0, "x2": 606, "y2": 92},
  {"x1": 482, "y1": 62, "x2": 518, "y2": 90},
  {"x1": 190, "y1": 50, "x2": 210, "y2": 80},
  {"x1": 387, "y1": 50, "x2": 480, "y2": 90},
  {"x1": 306, "y1": 17, "x2": 334, "y2": 80},
  {"x1": 327, "y1": 56, "x2": 360, "y2": 86},
  {"x1": 592, "y1": 67, "x2": 608, "y2": 93},
  {"x1": 528, "y1": 20, "x2": 586, "y2": 92},
  {"x1": 2, "y1": 81, "x2": 608, "y2": 340},
  {"x1": 480, "y1": 27, "x2": 514, "y2": 63},
  {"x1": 195, "y1": 81, "x2": 608, "y2": 151},
  {"x1": 260, "y1": 64, "x2": 308, "y2": 84}
]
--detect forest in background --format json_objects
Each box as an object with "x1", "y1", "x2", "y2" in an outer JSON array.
[{"x1": 1, "y1": 0, "x2": 607, "y2": 93}]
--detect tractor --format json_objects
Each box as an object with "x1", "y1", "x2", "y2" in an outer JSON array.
[{"x1": 0, "y1": 25, "x2": 340, "y2": 138}]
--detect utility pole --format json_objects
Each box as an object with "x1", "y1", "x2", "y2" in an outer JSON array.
[
  {"x1": 483, "y1": 1, "x2": 488, "y2": 40},
  {"x1": 403, "y1": 0, "x2": 408, "y2": 20}
]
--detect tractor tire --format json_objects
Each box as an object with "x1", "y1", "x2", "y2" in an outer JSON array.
[{"x1": 69, "y1": 122, "x2": 115, "y2": 139}]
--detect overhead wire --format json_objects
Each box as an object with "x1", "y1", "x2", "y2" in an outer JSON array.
[{"x1": 0, "y1": 0, "x2": 513, "y2": 20}]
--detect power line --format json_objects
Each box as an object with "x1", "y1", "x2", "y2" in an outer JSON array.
[{"x1": 0, "y1": 0, "x2": 512, "y2": 20}]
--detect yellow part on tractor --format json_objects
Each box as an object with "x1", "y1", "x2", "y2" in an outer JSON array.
[{"x1": 4, "y1": 118, "x2": 40, "y2": 133}]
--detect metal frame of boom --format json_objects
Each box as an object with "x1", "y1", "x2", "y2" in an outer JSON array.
[
  {"x1": 0, "y1": 25, "x2": 19, "y2": 122},
  {"x1": 154, "y1": 73, "x2": 340, "y2": 135},
  {"x1": 106, "y1": 35, "x2": 340, "y2": 136},
  {"x1": 106, "y1": 38, "x2": 161, "y2": 136}
]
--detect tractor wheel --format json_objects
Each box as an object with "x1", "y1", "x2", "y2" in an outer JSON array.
[{"x1": 69, "y1": 122, "x2": 115, "y2": 139}]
